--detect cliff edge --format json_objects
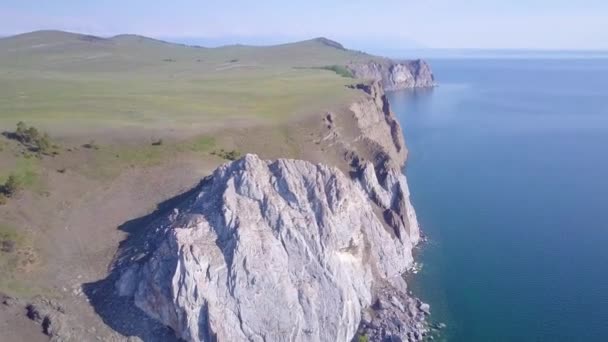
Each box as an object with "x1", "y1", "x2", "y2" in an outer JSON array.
[
  {"x1": 116, "y1": 154, "x2": 424, "y2": 342},
  {"x1": 347, "y1": 59, "x2": 435, "y2": 91},
  {"x1": 112, "y1": 78, "x2": 430, "y2": 341}
]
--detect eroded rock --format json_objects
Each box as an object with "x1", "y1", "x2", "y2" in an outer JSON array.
[
  {"x1": 117, "y1": 154, "x2": 422, "y2": 342},
  {"x1": 348, "y1": 59, "x2": 435, "y2": 91}
]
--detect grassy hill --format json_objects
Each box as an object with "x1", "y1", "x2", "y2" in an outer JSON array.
[
  {"x1": 0, "y1": 30, "x2": 388, "y2": 301},
  {"x1": 0, "y1": 30, "x2": 380, "y2": 138}
]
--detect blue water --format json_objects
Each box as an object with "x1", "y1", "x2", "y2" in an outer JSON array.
[{"x1": 389, "y1": 59, "x2": 608, "y2": 342}]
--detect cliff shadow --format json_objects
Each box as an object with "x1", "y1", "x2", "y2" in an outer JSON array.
[{"x1": 82, "y1": 179, "x2": 208, "y2": 342}]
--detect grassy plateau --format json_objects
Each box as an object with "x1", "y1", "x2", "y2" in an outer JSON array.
[{"x1": 0, "y1": 30, "x2": 384, "y2": 298}]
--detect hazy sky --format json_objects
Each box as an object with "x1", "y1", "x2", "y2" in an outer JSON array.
[{"x1": 1, "y1": 0, "x2": 607, "y2": 50}]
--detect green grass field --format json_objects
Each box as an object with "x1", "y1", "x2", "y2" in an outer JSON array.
[
  {"x1": 0, "y1": 31, "x2": 377, "y2": 135},
  {"x1": 0, "y1": 31, "x2": 382, "y2": 188}
]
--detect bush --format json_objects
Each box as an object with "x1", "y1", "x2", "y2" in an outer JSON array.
[
  {"x1": 224, "y1": 150, "x2": 240, "y2": 161},
  {"x1": 357, "y1": 334, "x2": 369, "y2": 342},
  {"x1": 11, "y1": 122, "x2": 54, "y2": 155},
  {"x1": 213, "y1": 149, "x2": 241, "y2": 161},
  {"x1": 83, "y1": 140, "x2": 100, "y2": 150},
  {"x1": 318, "y1": 65, "x2": 354, "y2": 78},
  {"x1": 0, "y1": 194, "x2": 7, "y2": 205},
  {"x1": 2, "y1": 175, "x2": 21, "y2": 197}
]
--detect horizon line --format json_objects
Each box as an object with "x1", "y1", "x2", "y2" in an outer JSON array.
[{"x1": 2, "y1": 29, "x2": 608, "y2": 53}]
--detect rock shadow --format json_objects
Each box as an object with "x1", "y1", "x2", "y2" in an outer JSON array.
[{"x1": 83, "y1": 178, "x2": 209, "y2": 342}]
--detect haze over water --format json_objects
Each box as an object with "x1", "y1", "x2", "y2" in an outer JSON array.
[{"x1": 389, "y1": 58, "x2": 608, "y2": 341}]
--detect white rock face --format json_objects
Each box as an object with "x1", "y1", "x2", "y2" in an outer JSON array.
[
  {"x1": 118, "y1": 154, "x2": 420, "y2": 342},
  {"x1": 347, "y1": 60, "x2": 435, "y2": 91}
]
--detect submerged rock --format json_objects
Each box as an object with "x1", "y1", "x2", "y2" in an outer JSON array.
[{"x1": 116, "y1": 154, "x2": 422, "y2": 342}]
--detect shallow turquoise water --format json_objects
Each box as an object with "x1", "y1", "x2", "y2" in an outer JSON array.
[{"x1": 389, "y1": 59, "x2": 608, "y2": 342}]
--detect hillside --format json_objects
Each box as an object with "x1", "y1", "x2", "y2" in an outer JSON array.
[
  {"x1": 0, "y1": 31, "x2": 385, "y2": 139},
  {"x1": 0, "y1": 30, "x2": 433, "y2": 341},
  {"x1": 0, "y1": 31, "x2": 369, "y2": 68}
]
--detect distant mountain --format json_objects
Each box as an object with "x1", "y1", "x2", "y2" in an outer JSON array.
[
  {"x1": 0, "y1": 30, "x2": 353, "y2": 54},
  {"x1": 0, "y1": 30, "x2": 377, "y2": 72}
]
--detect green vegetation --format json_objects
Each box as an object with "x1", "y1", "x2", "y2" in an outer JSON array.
[
  {"x1": 0, "y1": 157, "x2": 43, "y2": 197},
  {"x1": 317, "y1": 65, "x2": 354, "y2": 78},
  {"x1": 1, "y1": 174, "x2": 22, "y2": 197},
  {"x1": 4, "y1": 158, "x2": 39, "y2": 186},
  {"x1": 0, "y1": 223, "x2": 39, "y2": 296},
  {"x1": 212, "y1": 149, "x2": 241, "y2": 161},
  {"x1": 8, "y1": 121, "x2": 55, "y2": 155},
  {"x1": 357, "y1": 334, "x2": 369, "y2": 342},
  {"x1": 184, "y1": 136, "x2": 216, "y2": 153},
  {"x1": 0, "y1": 32, "x2": 371, "y2": 132}
]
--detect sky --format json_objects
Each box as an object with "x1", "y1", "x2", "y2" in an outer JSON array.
[{"x1": 1, "y1": 0, "x2": 607, "y2": 50}]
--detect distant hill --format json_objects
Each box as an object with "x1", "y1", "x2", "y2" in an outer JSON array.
[
  {"x1": 0, "y1": 30, "x2": 383, "y2": 134},
  {"x1": 0, "y1": 30, "x2": 375, "y2": 73}
]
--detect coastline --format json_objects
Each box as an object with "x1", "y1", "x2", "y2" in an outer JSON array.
[
  {"x1": 105, "y1": 68, "x2": 438, "y2": 342},
  {"x1": 0, "y1": 29, "x2": 438, "y2": 341},
  {"x1": 311, "y1": 66, "x2": 436, "y2": 340}
]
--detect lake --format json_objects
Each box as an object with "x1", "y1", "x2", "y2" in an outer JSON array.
[{"x1": 389, "y1": 58, "x2": 608, "y2": 341}]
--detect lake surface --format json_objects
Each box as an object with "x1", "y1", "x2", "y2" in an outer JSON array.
[{"x1": 389, "y1": 58, "x2": 608, "y2": 341}]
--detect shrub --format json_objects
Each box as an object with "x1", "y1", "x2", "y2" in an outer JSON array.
[
  {"x1": 10, "y1": 122, "x2": 54, "y2": 155},
  {"x1": 0, "y1": 194, "x2": 7, "y2": 205},
  {"x1": 83, "y1": 140, "x2": 100, "y2": 150},
  {"x1": 318, "y1": 65, "x2": 354, "y2": 78},
  {"x1": 357, "y1": 334, "x2": 369, "y2": 342},
  {"x1": 212, "y1": 149, "x2": 241, "y2": 161},
  {"x1": 2, "y1": 174, "x2": 21, "y2": 197},
  {"x1": 225, "y1": 150, "x2": 240, "y2": 161}
]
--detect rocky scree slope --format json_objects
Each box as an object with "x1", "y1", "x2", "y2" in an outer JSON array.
[{"x1": 347, "y1": 59, "x2": 435, "y2": 91}]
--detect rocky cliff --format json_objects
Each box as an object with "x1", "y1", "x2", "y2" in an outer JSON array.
[
  {"x1": 347, "y1": 59, "x2": 435, "y2": 91},
  {"x1": 114, "y1": 80, "x2": 430, "y2": 342},
  {"x1": 116, "y1": 154, "x2": 424, "y2": 342}
]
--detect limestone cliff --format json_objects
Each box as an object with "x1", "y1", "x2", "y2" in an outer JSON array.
[
  {"x1": 347, "y1": 59, "x2": 435, "y2": 91},
  {"x1": 117, "y1": 154, "x2": 423, "y2": 342},
  {"x1": 114, "y1": 80, "x2": 429, "y2": 342}
]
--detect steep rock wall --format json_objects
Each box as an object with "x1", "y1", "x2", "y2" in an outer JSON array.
[
  {"x1": 347, "y1": 59, "x2": 435, "y2": 91},
  {"x1": 114, "y1": 80, "x2": 428, "y2": 342},
  {"x1": 117, "y1": 155, "x2": 421, "y2": 342}
]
